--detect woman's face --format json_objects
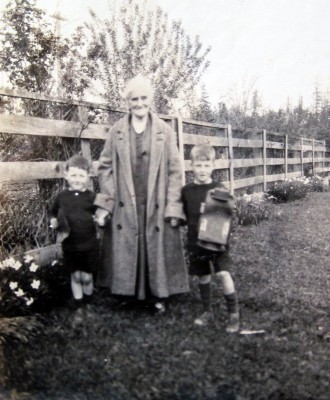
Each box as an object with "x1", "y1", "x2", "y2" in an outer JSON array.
[{"x1": 128, "y1": 88, "x2": 152, "y2": 118}]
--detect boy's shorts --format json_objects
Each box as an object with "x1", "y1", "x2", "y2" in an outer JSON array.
[
  {"x1": 187, "y1": 244, "x2": 232, "y2": 276},
  {"x1": 63, "y1": 248, "x2": 99, "y2": 274}
]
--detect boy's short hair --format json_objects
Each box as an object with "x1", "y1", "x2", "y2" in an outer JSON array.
[
  {"x1": 191, "y1": 144, "x2": 216, "y2": 162},
  {"x1": 65, "y1": 155, "x2": 91, "y2": 172}
]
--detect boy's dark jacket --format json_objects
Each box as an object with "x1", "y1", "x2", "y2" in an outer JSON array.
[{"x1": 181, "y1": 181, "x2": 234, "y2": 248}]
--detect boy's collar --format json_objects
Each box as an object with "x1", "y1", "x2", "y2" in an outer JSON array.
[
  {"x1": 68, "y1": 188, "x2": 87, "y2": 192},
  {"x1": 193, "y1": 179, "x2": 213, "y2": 185}
]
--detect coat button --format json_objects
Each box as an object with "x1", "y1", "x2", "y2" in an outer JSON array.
[
  {"x1": 119, "y1": 201, "x2": 124, "y2": 207},
  {"x1": 155, "y1": 203, "x2": 159, "y2": 209},
  {"x1": 155, "y1": 226, "x2": 160, "y2": 232},
  {"x1": 117, "y1": 224, "x2": 122, "y2": 230}
]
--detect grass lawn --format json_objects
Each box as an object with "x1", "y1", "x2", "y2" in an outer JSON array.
[{"x1": 1, "y1": 192, "x2": 330, "y2": 400}]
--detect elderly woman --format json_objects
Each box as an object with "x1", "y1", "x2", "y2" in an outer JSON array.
[{"x1": 94, "y1": 75, "x2": 189, "y2": 309}]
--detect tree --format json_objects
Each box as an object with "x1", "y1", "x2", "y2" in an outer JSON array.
[
  {"x1": 189, "y1": 84, "x2": 214, "y2": 122},
  {"x1": 62, "y1": 0, "x2": 211, "y2": 114},
  {"x1": 215, "y1": 102, "x2": 229, "y2": 124},
  {"x1": 251, "y1": 90, "x2": 261, "y2": 118},
  {"x1": 0, "y1": 0, "x2": 66, "y2": 96},
  {"x1": 0, "y1": 0, "x2": 76, "y2": 161}
]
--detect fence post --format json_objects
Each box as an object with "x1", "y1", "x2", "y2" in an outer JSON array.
[
  {"x1": 323, "y1": 140, "x2": 326, "y2": 175},
  {"x1": 263, "y1": 129, "x2": 267, "y2": 191},
  {"x1": 227, "y1": 124, "x2": 234, "y2": 195},
  {"x1": 78, "y1": 106, "x2": 92, "y2": 161},
  {"x1": 312, "y1": 139, "x2": 315, "y2": 174},
  {"x1": 78, "y1": 105, "x2": 93, "y2": 190},
  {"x1": 300, "y1": 138, "x2": 304, "y2": 176},
  {"x1": 285, "y1": 134, "x2": 288, "y2": 179},
  {"x1": 175, "y1": 115, "x2": 185, "y2": 185}
]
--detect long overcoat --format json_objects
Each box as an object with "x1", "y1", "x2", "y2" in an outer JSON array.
[{"x1": 95, "y1": 112, "x2": 189, "y2": 298}]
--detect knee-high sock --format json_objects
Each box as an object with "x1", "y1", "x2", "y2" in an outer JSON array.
[
  {"x1": 199, "y1": 283, "x2": 212, "y2": 312},
  {"x1": 224, "y1": 293, "x2": 238, "y2": 314}
]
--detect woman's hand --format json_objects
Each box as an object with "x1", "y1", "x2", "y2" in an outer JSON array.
[{"x1": 94, "y1": 208, "x2": 110, "y2": 226}]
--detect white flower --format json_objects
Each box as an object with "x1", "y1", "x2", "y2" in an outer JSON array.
[
  {"x1": 29, "y1": 263, "x2": 39, "y2": 272},
  {"x1": 14, "y1": 288, "x2": 25, "y2": 297},
  {"x1": 31, "y1": 279, "x2": 41, "y2": 290},
  {"x1": 9, "y1": 281, "x2": 18, "y2": 290},
  {"x1": 24, "y1": 255, "x2": 34, "y2": 263},
  {"x1": 25, "y1": 297, "x2": 34, "y2": 306},
  {"x1": 12, "y1": 260, "x2": 22, "y2": 270},
  {"x1": 3, "y1": 258, "x2": 15, "y2": 268}
]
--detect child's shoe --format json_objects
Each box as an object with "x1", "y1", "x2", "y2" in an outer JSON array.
[
  {"x1": 84, "y1": 294, "x2": 94, "y2": 304},
  {"x1": 226, "y1": 311, "x2": 240, "y2": 333},
  {"x1": 194, "y1": 311, "x2": 214, "y2": 326},
  {"x1": 68, "y1": 298, "x2": 84, "y2": 311}
]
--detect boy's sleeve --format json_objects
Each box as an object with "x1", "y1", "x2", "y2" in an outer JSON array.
[
  {"x1": 50, "y1": 194, "x2": 60, "y2": 218},
  {"x1": 164, "y1": 127, "x2": 186, "y2": 221},
  {"x1": 180, "y1": 187, "x2": 188, "y2": 226},
  {"x1": 94, "y1": 193, "x2": 114, "y2": 213}
]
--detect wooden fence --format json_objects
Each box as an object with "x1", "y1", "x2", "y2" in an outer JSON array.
[
  {"x1": 0, "y1": 88, "x2": 330, "y2": 262},
  {"x1": 0, "y1": 87, "x2": 329, "y2": 195}
]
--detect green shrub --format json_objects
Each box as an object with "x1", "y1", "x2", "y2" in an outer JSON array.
[
  {"x1": 234, "y1": 193, "x2": 273, "y2": 226},
  {"x1": 267, "y1": 175, "x2": 328, "y2": 203},
  {"x1": 307, "y1": 175, "x2": 329, "y2": 192},
  {"x1": 0, "y1": 181, "x2": 58, "y2": 259}
]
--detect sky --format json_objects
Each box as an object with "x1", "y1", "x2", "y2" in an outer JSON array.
[{"x1": 1, "y1": 0, "x2": 330, "y2": 111}]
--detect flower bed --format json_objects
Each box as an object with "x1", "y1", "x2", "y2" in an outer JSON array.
[
  {"x1": 0, "y1": 255, "x2": 70, "y2": 318},
  {"x1": 267, "y1": 175, "x2": 328, "y2": 203}
]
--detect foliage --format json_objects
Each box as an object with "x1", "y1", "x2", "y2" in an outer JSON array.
[
  {"x1": 234, "y1": 193, "x2": 273, "y2": 226},
  {"x1": 62, "y1": 0, "x2": 210, "y2": 114},
  {"x1": 0, "y1": 316, "x2": 42, "y2": 344},
  {"x1": 267, "y1": 175, "x2": 328, "y2": 203},
  {"x1": 188, "y1": 83, "x2": 215, "y2": 122},
  {"x1": 0, "y1": 0, "x2": 67, "y2": 95},
  {"x1": 0, "y1": 0, "x2": 79, "y2": 159},
  {"x1": 0, "y1": 182, "x2": 60, "y2": 259},
  {"x1": 267, "y1": 178, "x2": 309, "y2": 202},
  {"x1": 307, "y1": 174, "x2": 329, "y2": 192},
  {"x1": 212, "y1": 79, "x2": 330, "y2": 144},
  {"x1": 0, "y1": 255, "x2": 70, "y2": 317}
]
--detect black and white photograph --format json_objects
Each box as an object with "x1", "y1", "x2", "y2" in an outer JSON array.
[{"x1": 0, "y1": 0, "x2": 329, "y2": 398}]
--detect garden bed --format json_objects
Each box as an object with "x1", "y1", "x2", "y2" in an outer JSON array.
[{"x1": 1, "y1": 191, "x2": 330, "y2": 399}]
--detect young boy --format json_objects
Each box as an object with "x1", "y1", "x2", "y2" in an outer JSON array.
[
  {"x1": 181, "y1": 144, "x2": 240, "y2": 333},
  {"x1": 50, "y1": 155, "x2": 102, "y2": 309}
]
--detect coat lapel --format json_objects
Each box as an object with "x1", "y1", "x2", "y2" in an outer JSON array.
[
  {"x1": 115, "y1": 115, "x2": 135, "y2": 203},
  {"x1": 147, "y1": 113, "x2": 165, "y2": 207}
]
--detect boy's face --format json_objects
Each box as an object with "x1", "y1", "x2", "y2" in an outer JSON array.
[
  {"x1": 64, "y1": 167, "x2": 89, "y2": 192},
  {"x1": 191, "y1": 159, "x2": 214, "y2": 184}
]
